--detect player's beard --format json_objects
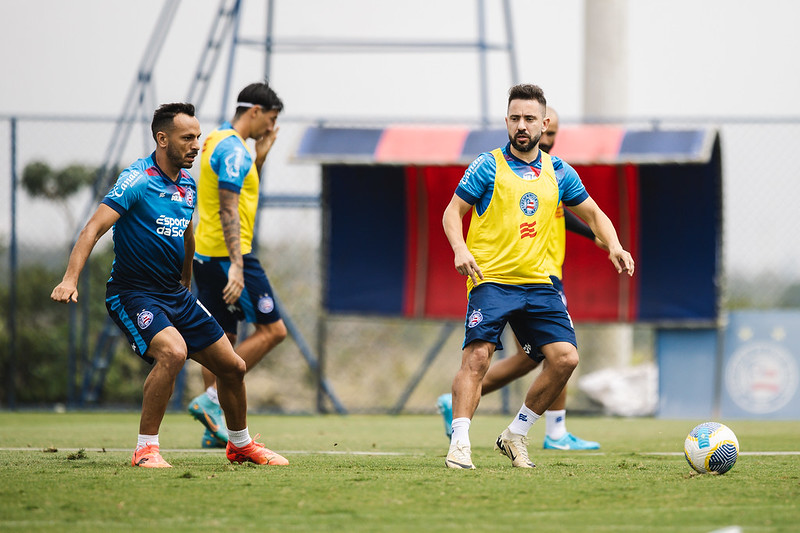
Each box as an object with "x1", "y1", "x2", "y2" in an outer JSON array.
[
  {"x1": 167, "y1": 143, "x2": 197, "y2": 169},
  {"x1": 509, "y1": 130, "x2": 542, "y2": 153}
]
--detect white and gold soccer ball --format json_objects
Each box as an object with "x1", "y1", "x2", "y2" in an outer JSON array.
[{"x1": 684, "y1": 422, "x2": 739, "y2": 474}]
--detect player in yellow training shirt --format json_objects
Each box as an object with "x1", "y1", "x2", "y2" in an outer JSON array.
[
  {"x1": 437, "y1": 107, "x2": 608, "y2": 451},
  {"x1": 188, "y1": 82, "x2": 288, "y2": 455},
  {"x1": 441, "y1": 84, "x2": 634, "y2": 469}
]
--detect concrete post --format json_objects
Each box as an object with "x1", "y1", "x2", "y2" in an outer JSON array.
[{"x1": 571, "y1": 0, "x2": 635, "y2": 412}]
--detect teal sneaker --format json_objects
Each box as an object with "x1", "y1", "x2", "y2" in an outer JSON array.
[
  {"x1": 188, "y1": 393, "x2": 228, "y2": 445},
  {"x1": 436, "y1": 393, "x2": 453, "y2": 438},
  {"x1": 543, "y1": 432, "x2": 600, "y2": 450},
  {"x1": 202, "y1": 428, "x2": 227, "y2": 449}
]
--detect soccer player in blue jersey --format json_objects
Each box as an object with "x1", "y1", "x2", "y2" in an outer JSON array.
[
  {"x1": 437, "y1": 107, "x2": 606, "y2": 451},
  {"x1": 51, "y1": 103, "x2": 288, "y2": 468},
  {"x1": 442, "y1": 85, "x2": 634, "y2": 469},
  {"x1": 187, "y1": 81, "x2": 288, "y2": 448}
]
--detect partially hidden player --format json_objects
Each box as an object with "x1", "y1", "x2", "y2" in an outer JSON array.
[{"x1": 187, "y1": 82, "x2": 288, "y2": 448}]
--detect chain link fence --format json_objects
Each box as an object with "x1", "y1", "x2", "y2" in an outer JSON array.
[{"x1": 2, "y1": 115, "x2": 799, "y2": 413}]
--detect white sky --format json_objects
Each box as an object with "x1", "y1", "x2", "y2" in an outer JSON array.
[
  {"x1": 2, "y1": 0, "x2": 799, "y2": 120},
  {"x1": 1, "y1": 0, "x2": 799, "y2": 280}
]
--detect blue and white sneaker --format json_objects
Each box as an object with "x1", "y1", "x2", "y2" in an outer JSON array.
[
  {"x1": 543, "y1": 432, "x2": 600, "y2": 450},
  {"x1": 436, "y1": 393, "x2": 453, "y2": 438},
  {"x1": 188, "y1": 393, "x2": 228, "y2": 446}
]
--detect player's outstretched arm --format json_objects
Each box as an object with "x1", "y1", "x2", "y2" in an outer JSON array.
[
  {"x1": 569, "y1": 197, "x2": 635, "y2": 276},
  {"x1": 51, "y1": 203, "x2": 120, "y2": 303},
  {"x1": 442, "y1": 194, "x2": 483, "y2": 285}
]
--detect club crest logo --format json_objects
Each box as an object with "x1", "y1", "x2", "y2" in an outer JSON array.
[
  {"x1": 185, "y1": 188, "x2": 194, "y2": 207},
  {"x1": 137, "y1": 310, "x2": 154, "y2": 330},
  {"x1": 519, "y1": 192, "x2": 539, "y2": 216},
  {"x1": 725, "y1": 341, "x2": 798, "y2": 414},
  {"x1": 257, "y1": 295, "x2": 275, "y2": 314},
  {"x1": 467, "y1": 310, "x2": 483, "y2": 328}
]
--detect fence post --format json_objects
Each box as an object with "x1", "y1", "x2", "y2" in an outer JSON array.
[{"x1": 7, "y1": 117, "x2": 18, "y2": 409}]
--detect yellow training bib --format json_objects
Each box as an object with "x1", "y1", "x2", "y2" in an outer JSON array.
[{"x1": 466, "y1": 149, "x2": 558, "y2": 292}]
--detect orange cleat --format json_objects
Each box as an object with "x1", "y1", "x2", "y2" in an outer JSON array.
[
  {"x1": 131, "y1": 444, "x2": 172, "y2": 468},
  {"x1": 226, "y1": 436, "x2": 288, "y2": 466}
]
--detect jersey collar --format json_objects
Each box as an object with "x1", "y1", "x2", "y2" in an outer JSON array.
[
  {"x1": 503, "y1": 142, "x2": 541, "y2": 167},
  {"x1": 147, "y1": 151, "x2": 184, "y2": 184}
]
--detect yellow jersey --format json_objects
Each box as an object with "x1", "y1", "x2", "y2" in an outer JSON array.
[
  {"x1": 466, "y1": 148, "x2": 559, "y2": 292},
  {"x1": 194, "y1": 123, "x2": 260, "y2": 257},
  {"x1": 544, "y1": 201, "x2": 567, "y2": 280}
]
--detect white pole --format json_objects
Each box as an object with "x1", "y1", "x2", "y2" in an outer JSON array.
[{"x1": 583, "y1": 0, "x2": 628, "y2": 120}]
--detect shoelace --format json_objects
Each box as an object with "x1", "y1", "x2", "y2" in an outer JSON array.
[
  {"x1": 135, "y1": 443, "x2": 157, "y2": 454},
  {"x1": 452, "y1": 441, "x2": 471, "y2": 459},
  {"x1": 512, "y1": 435, "x2": 531, "y2": 462}
]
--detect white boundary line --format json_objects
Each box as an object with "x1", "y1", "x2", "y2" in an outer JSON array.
[
  {"x1": 0, "y1": 447, "x2": 421, "y2": 456},
  {"x1": 2, "y1": 447, "x2": 798, "y2": 456},
  {"x1": 644, "y1": 451, "x2": 800, "y2": 456}
]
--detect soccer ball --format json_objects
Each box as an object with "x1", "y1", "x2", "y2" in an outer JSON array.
[{"x1": 684, "y1": 422, "x2": 739, "y2": 474}]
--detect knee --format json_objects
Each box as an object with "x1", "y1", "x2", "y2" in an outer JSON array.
[
  {"x1": 150, "y1": 343, "x2": 188, "y2": 375},
  {"x1": 229, "y1": 353, "x2": 246, "y2": 378},
  {"x1": 547, "y1": 345, "x2": 579, "y2": 374},
  {"x1": 559, "y1": 348, "x2": 579, "y2": 373},
  {"x1": 216, "y1": 353, "x2": 246, "y2": 383},
  {"x1": 462, "y1": 342, "x2": 493, "y2": 375},
  {"x1": 254, "y1": 320, "x2": 288, "y2": 348},
  {"x1": 270, "y1": 321, "x2": 288, "y2": 344}
]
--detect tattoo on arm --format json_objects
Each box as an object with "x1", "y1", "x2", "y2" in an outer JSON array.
[{"x1": 219, "y1": 189, "x2": 243, "y2": 266}]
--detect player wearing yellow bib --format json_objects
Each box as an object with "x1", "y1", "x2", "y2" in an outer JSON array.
[
  {"x1": 187, "y1": 82, "x2": 288, "y2": 458},
  {"x1": 437, "y1": 108, "x2": 608, "y2": 451},
  {"x1": 442, "y1": 85, "x2": 634, "y2": 469}
]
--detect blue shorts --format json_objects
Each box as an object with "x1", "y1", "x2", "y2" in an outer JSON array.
[
  {"x1": 463, "y1": 281, "x2": 576, "y2": 363},
  {"x1": 550, "y1": 276, "x2": 568, "y2": 310},
  {"x1": 106, "y1": 285, "x2": 225, "y2": 364},
  {"x1": 193, "y1": 253, "x2": 282, "y2": 335}
]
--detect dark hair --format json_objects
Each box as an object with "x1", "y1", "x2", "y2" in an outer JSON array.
[
  {"x1": 151, "y1": 102, "x2": 196, "y2": 141},
  {"x1": 235, "y1": 81, "x2": 284, "y2": 117},
  {"x1": 507, "y1": 84, "x2": 547, "y2": 110}
]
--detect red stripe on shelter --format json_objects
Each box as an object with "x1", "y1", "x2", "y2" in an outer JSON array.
[
  {"x1": 551, "y1": 126, "x2": 625, "y2": 164},
  {"x1": 375, "y1": 127, "x2": 469, "y2": 164}
]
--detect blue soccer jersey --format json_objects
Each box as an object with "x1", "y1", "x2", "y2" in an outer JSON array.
[
  {"x1": 456, "y1": 143, "x2": 589, "y2": 214},
  {"x1": 102, "y1": 152, "x2": 197, "y2": 293}
]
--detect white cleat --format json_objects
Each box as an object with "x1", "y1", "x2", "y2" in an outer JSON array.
[
  {"x1": 445, "y1": 441, "x2": 476, "y2": 470},
  {"x1": 495, "y1": 428, "x2": 536, "y2": 468}
]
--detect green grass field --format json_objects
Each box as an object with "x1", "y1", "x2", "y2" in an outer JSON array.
[{"x1": 0, "y1": 412, "x2": 798, "y2": 532}]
